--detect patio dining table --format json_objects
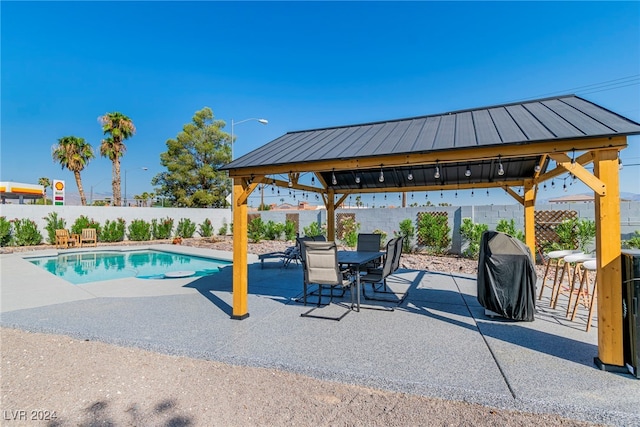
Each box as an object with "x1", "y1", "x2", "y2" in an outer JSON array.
[{"x1": 337, "y1": 250, "x2": 385, "y2": 311}]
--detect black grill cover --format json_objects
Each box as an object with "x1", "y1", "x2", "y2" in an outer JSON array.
[{"x1": 477, "y1": 231, "x2": 537, "y2": 321}]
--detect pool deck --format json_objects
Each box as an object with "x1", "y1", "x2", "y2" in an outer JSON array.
[{"x1": 1, "y1": 244, "x2": 639, "y2": 426}]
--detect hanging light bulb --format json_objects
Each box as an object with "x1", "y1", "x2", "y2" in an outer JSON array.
[
  {"x1": 379, "y1": 166, "x2": 385, "y2": 183},
  {"x1": 440, "y1": 190, "x2": 443, "y2": 198},
  {"x1": 498, "y1": 156, "x2": 505, "y2": 176},
  {"x1": 411, "y1": 193, "x2": 414, "y2": 199},
  {"x1": 465, "y1": 165, "x2": 471, "y2": 177},
  {"x1": 471, "y1": 189, "x2": 474, "y2": 197},
  {"x1": 551, "y1": 180, "x2": 555, "y2": 188},
  {"x1": 355, "y1": 174, "x2": 361, "y2": 184},
  {"x1": 534, "y1": 164, "x2": 541, "y2": 173},
  {"x1": 455, "y1": 191, "x2": 458, "y2": 198},
  {"x1": 425, "y1": 192, "x2": 428, "y2": 199},
  {"x1": 384, "y1": 194, "x2": 387, "y2": 200},
  {"x1": 288, "y1": 177, "x2": 293, "y2": 188},
  {"x1": 407, "y1": 170, "x2": 414, "y2": 181},
  {"x1": 571, "y1": 149, "x2": 576, "y2": 165},
  {"x1": 311, "y1": 176, "x2": 315, "y2": 185},
  {"x1": 563, "y1": 182, "x2": 568, "y2": 192},
  {"x1": 486, "y1": 189, "x2": 490, "y2": 197},
  {"x1": 398, "y1": 193, "x2": 401, "y2": 200},
  {"x1": 434, "y1": 162, "x2": 441, "y2": 179},
  {"x1": 543, "y1": 183, "x2": 547, "y2": 191},
  {"x1": 331, "y1": 170, "x2": 337, "y2": 186}
]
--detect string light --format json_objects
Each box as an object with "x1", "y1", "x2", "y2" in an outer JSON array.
[
  {"x1": 407, "y1": 170, "x2": 414, "y2": 181},
  {"x1": 571, "y1": 149, "x2": 576, "y2": 165},
  {"x1": 379, "y1": 165, "x2": 385, "y2": 183},
  {"x1": 331, "y1": 170, "x2": 337, "y2": 186},
  {"x1": 534, "y1": 164, "x2": 541, "y2": 173},
  {"x1": 434, "y1": 162, "x2": 441, "y2": 179},
  {"x1": 465, "y1": 165, "x2": 471, "y2": 177},
  {"x1": 498, "y1": 156, "x2": 505, "y2": 176},
  {"x1": 355, "y1": 174, "x2": 361, "y2": 184}
]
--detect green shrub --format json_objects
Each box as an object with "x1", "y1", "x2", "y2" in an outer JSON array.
[
  {"x1": 199, "y1": 218, "x2": 214, "y2": 237},
  {"x1": 339, "y1": 217, "x2": 360, "y2": 248},
  {"x1": 373, "y1": 229, "x2": 388, "y2": 249},
  {"x1": 152, "y1": 217, "x2": 174, "y2": 239},
  {"x1": 417, "y1": 213, "x2": 450, "y2": 255},
  {"x1": 128, "y1": 219, "x2": 152, "y2": 241},
  {"x1": 100, "y1": 218, "x2": 126, "y2": 242},
  {"x1": 264, "y1": 220, "x2": 285, "y2": 240},
  {"x1": 576, "y1": 219, "x2": 596, "y2": 253},
  {"x1": 284, "y1": 219, "x2": 297, "y2": 241},
  {"x1": 218, "y1": 220, "x2": 228, "y2": 236},
  {"x1": 303, "y1": 221, "x2": 324, "y2": 238},
  {"x1": 0, "y1": 217, "x2": 13, "y2": 247},
  {"x1": 175, "y1": 218, "x2": 196, "y2": 238},
  {"x1": 70, "y1": 215, "x2": 101, "y2": 236},
  {"x1": 548, "y1": 218, "x2": 595, "y2": 252},
  {"x1": 43, "y1": 212, "x2": 66, "y2": 244},
  {"x1": 247, "y1": 217, "x2": 265, "y2": 243},
  {"x1": 495, "y1": 219, "x2": 525, "y2": 242},
  {"x1": 12, "y1": 218, "x2": 42, "y2": 246},
  {"x1": 395, "y1": 219, "x2": 415, "y2": 253},
  {"x1": 624, "y1": 230, "x2": 640, "y2": 249},
  {"x1": 459, "y1": 218, "x2": 488, "y2": 258}
]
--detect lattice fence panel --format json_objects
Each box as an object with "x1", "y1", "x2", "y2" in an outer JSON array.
[
  {"x1": 535, "y1": 210, "x2": 578, "y2": 252},
  {"x1": 336, "y1": 213, "x2": 356, "y2": 240},
  {"x1": 416, "y1": 211, "x2": 449, "y2": 246},
  {"x1": 286, "y1": 213, "x2": 300, "y2": 236}
]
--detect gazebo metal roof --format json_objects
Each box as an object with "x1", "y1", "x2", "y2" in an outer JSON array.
[{"x1": 225, "y1": 95, "x2": 640, "y2": 192}]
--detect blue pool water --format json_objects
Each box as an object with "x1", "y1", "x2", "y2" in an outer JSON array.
[{"x1": 29, "y1": 250, "x2": 231, "y2": 285}]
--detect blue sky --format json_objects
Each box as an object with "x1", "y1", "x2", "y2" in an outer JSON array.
[{"x1": 2, "y1": 1, "x2": 639, "y2": 207}]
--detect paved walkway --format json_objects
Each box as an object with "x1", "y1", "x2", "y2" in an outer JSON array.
[{"x1": 1, "y1": 245, "x2": 638, "y2": 426}]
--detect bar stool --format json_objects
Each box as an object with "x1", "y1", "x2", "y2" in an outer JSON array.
[
  {"x1": 551, "y1": 252, "x2": 593, "y2": 310},
  {"x1": 538, "y1": 249, "x2": 581, "y2": 301},
  {"x1": 570, "y1": 259, "x2": 598, "y2": 332}
]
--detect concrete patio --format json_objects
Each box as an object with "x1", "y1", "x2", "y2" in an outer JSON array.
[{"x1": 1, "y1": 245, "x2": 638, "y2": 426}]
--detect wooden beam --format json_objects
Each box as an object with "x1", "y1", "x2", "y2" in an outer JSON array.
[
  {"x1": 523, "y1": 180, "x2": 536, "y2": 258},
  {"x1": 593, "y1": 148, "x2": 624, "y2": 368},
  {"x1": 548, "y1": 153, "x2": 606, "y2": 196},
  {"x1": 231, "y1": 178, "x2": 249, "y2": 320},
  {"x1": 335, "y1": 193, "x2": 349, "y2": 209},
  {"x1": 235, "y1": 181, "x2": 259, "y2": 206},
  {"x1": 227, "y1": 136, "x2": 627, "y2": 176},
  {"x1": 504, "y1": 186, "x2": 524, "y2": 206},
  {"x1": 326, "y1": 189, "x2": 336, "y2": 241},
  {"x1": 537, "y1": 150, "x2": 600, "y2": 183}
]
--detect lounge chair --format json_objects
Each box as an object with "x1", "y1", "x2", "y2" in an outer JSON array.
[
  {"x1": 55, "y1": 229, "x2": 76, "y2": 249},
  {"x1": 80, "y1": 228, "x2": 97, "y2": 247}
]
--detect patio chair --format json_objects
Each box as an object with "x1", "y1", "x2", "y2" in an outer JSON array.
[
  {"x1": 80, "y1": 228, "x2": 97, "y2": 247},
  {"x1": 258, "y1": 245, "x2": 296, "y2": 269},
  {"x1": 357, "y1": 233, "x2": 382, "y2": 268},
  {"x1": 361, "y1": 237, "x2": 407, "y2": 304},
  {"x1": 300, "y1": 241, "x2": 355, "y2": 321},
  {"x1": 55, "y1": 229, "x2": 75, "y2": 249}
]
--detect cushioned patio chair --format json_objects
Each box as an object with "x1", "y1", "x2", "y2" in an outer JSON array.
[
  {"x1": 300, "y1": 241, "x2": 355, "y2": 320},
  {"x1": 80, "y1": 228, "x2": 97, "y2": 247}
]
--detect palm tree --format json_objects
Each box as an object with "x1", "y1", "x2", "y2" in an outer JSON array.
[
  {"x1": 38, "y1": 177, "x2": 51, "y2": 205},
  {"x1": 98, "y1": 112, "x2": 136, "y2": 206},
  {"x1": 51, "y1": 136, "x2": 95, "y2": 206}
]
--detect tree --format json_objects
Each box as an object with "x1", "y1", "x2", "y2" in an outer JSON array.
[
  {"x1": 51, "y1": 136, "x2": 95, "y2": 206},
  {"x1": 99, "y1": 112, "x2": 136, "y2": 206},
  {"x1": 152, "y1": 107, "x2": 231, "y2": 207},
  {"x1": 38, "y1": 177, "x2": 51, "y2": 204}
]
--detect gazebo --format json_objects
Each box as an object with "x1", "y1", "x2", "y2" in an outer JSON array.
[{"x1": 222, "y1": 94, "x2": 640, "y2": 372}]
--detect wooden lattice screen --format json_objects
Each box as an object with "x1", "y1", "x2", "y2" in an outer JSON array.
[
  {"x1": 416, "y1": 211, "x2": 449, "y2": 246},
  {"x1": 336, "y1": 213, "x2": 356, "y2": 240},
  {"x1": 535, "y1": 210, "x2": 578, "y2": 252},
  {"x1": 285, "y1": 213, "x2": 299, "y2": 236}
]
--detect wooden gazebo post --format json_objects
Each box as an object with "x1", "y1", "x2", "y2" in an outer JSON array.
[
  {"x1": 593, "y1": 148, "x2": 624, "y2": 370},
  {"x1": 232, "y1": 178, "x2": 250, "y2": 320}
]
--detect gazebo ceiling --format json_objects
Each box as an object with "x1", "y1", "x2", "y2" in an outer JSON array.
[{"x1": 223, "y1": 95, "x2": 640, "y2": 192}]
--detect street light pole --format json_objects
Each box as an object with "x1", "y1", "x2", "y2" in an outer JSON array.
[
  {"x1": 124, "y1": 167, "x2": 148, "y2": 207},
  {"x1": 229, "y1": 118, "x2": 268, "y2": 209}
]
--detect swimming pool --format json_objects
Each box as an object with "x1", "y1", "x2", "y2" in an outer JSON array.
[{"x1": 28, "y1": 250, "x2": 231, "y2": 285}]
